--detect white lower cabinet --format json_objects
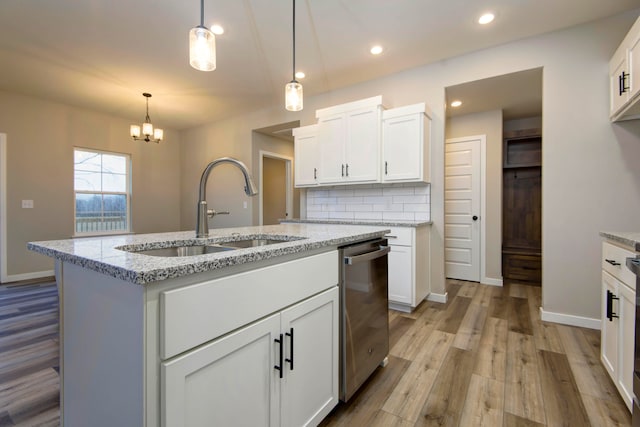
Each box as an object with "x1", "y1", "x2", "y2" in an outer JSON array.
[
  {"x1": 600, "y1": 240, "x2": 636, "y2": 411},
  {"x1": 386, "y1": 226, "x2": 430, "y2": 312},
  {"x1": 161, "y1": 287, "x2": 339, "y2": 427}
]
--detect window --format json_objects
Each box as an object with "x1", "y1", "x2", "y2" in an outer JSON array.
[{"x1": 74, "y1": 148, "x2": 131, "y2": 235}]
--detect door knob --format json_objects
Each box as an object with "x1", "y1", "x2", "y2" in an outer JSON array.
[{"x1": 472, "y1": 215, "x2": 478, "y2": 221}]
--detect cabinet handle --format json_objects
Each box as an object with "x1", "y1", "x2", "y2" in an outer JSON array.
[
  {"x1": 274, "y1": 333, "x2": 284, "y2": 378},
  {"x1": 385, "y1": 161, "x2": 388, "y2": 175},
  {"x1": 285, "y1": 328, "x2": 294, "y2": 370},
  {"x1": 346, "y1": 164, "x2": 349, "y2": 177},
  {"x1": 605, "y1": 258, "x2": 621, "y2": 266},
  {"x1": 341, "y1": 164, "x2": 345, "y2": 177},
  {"x1": 619, "y1": 72, "x2": 630, "y2": 95},
  {"x1": 313, "y1": 168, "x2": 317, "y2": 180},
  {"x1": 606, "y1": 290, "x2": 619, "y2": 321}
]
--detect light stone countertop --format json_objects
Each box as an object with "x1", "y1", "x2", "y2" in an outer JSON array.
[
  {"x1": 281, "y1": 218, "x2": 432, "y2": 227},
  {"x1": 600, "y1": 231, "x2": 640, "y2": 252},
  {"x1": 28, "y1": 223, "x2": 390, "y2": 285}
]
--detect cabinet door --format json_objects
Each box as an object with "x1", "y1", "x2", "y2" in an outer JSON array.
[
  {"x1": 294, "y1": 126, "x2": 319, "y2": 187},
  {"x1": 162, "y1": 313, "x2": 281, "y2": 427},
  {"x1": 280, "y1": 287, "x2": 339, "y2": 427},
  {"x1": 345, "y1": 106, "x2": 380, "y2": 183},
  {"x1": 618, "y1": 280, "x2": 635, "y2": 410},
  {"x1": 388, "y1": 245, "x2": 413, "y2": 305},
  {"x1": 628, "y1": 27, "x2": 640, "y2": 101},
  {"x1": 610, "y1": 50, "x2": 629, "y2": 117},
  {"x1": 601, "y1": 271, "x2": 619, "y2": 380},
  {"x1": 318, "y1": 114, "x2": 346, "y2": 184},
  {"x1": 383, "y1": 113, "x2": 422, "y2": 182}
]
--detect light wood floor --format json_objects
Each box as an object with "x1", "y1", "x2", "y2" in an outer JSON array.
[
  {"x1": 0, "y1": 279, "x2": 631, "y2": 426},
  {"x1": 321, "y1": 280, "x2": 632, "y2": 427}
]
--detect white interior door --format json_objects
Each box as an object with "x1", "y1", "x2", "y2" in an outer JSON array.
[{"x1": 445, "y1": 137, "x2": 481, "y2": 282}]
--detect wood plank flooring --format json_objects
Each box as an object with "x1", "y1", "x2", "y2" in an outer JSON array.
[
  {"x1": 0, "y1": 279, "x2": 59, "y2": 427},
  {"x1": 321, "y1": 280, "x2": 632, "y2": 427},
  {"x1": 0, "y1": 278, "x2": 631, "y2": 427}
]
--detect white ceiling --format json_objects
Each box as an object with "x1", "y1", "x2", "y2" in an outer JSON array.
[{"x1": 0, "y1": 1, "x2": 637, "y2": 130}]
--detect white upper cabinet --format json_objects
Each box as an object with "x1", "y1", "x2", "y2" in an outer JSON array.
[
  {"x1": 316, "y1": 96, "x2": 383, "y2": 185},
  {"x1": 293, "y1": 124, "x2": 319, "y2": 187},
  {"x1": 382, "y1": 103, "x2": 431, "y2": 183},
  {"x1": 610, "y1": 15, "x2": 640, "y2": 121}
]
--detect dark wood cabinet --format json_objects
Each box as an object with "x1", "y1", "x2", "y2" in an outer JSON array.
[{"x1": 502, "y1": 132, "x2": 542, "y2": 283}]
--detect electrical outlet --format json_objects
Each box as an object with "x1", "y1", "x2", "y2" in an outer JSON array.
[
  {"x1": 22, "y1": 200, "x2": 34, "y2": 208},
  {"x1": 243, "y1": 201, "x2": 247, "y2": 209}
]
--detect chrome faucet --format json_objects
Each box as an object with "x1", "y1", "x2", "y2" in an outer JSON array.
[{"x1": 195, "y1": 157, "x2": 258, "y2": 238}]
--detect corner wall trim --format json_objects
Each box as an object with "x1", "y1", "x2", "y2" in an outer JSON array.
[
  {"x1": 427, "y1": 292, "x2": 447, "y2": 304},
  {"x1": 0, "y1": 134, "x2": 7, "y2": 283},
  {"x1": 539, "y1": 307, "x2": 601, "y2": 330}
]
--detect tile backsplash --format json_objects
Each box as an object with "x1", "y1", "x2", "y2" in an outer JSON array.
[{"x1": 305, "y1": 183, "x2": 430, "y2": 221}]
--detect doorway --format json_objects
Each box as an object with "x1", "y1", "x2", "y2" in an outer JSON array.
[
  {"x1": 259, "y1": 151, "x2": 293, "y2": 225},
  {"x1": 444, "y1": 135, "x2": 485, "y2": 282}
]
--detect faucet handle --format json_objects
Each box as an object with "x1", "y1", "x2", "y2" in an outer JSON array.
[{"x1": 207, "y1": 209, "x2": 230, "y2": 218}]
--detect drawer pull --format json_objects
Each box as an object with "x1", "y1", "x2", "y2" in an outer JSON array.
[
  {"x1": 385, "y1": 235, "x2": 398, "y2": 239},
  {"x1": 606, "y1": 290, "x2": 619, "y2": 321},
  {"x1": 274, "y1": 333, "x2": 284, "y2": 378},
  {"x1": 605, "y1": 258, "x2": 621, "y2": 266}
]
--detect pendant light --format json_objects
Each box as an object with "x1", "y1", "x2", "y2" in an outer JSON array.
[
  {"x1": 285, "y1": 0, "x2": 303, "y2": 111},
  {"x1": 130, "y1": 93, "x2": 163, "y2": 143},
  {"x1": 189, "y1": 0, "x2": 216, "y2": 71}
]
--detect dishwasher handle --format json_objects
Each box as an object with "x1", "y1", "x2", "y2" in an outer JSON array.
[{"x1": 344, "y1": 245, "x2": 390, "y2": 265}]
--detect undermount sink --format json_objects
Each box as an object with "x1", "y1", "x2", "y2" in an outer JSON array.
[
  {"x1": 130, "y1": 237, "x2": 301, "y2": 257},
  {"x1": 219, "y1": 238, "x2": 290, "y2": 248},
  {"x1": 134, "y1": 245, "x2": 235, "y2": 257}
]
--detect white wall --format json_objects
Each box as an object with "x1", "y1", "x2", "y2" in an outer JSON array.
[
  {"x1": 179, "y1": 10, "x2": 640, "y2": 322},
  {"x1": 0, "y1": 91, "x2": 181, "y2": 281}
]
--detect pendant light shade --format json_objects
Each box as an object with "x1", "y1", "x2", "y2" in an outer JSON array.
[
  {"x1": 285, "y1": 0, "x2": 303, "y2": 111},
  {"x1": 285, "y1": 81, "x2": 303, "y2": 111},
  {"x1": 190, "y1": 0, "x2": 216, "y2": 71}
]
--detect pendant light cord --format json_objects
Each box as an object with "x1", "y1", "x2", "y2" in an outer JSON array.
[
  {"x1": 145, "y1": 96, "x2": 151, "y2": 123},
  {"x1": 292, "y1": 0, "x2": 296, "y2": 81},
  {"x1": 200, "y1": 0, "x2": 204, "y2": 27}
]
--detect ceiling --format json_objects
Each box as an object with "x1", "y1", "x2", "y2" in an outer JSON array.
[
  {"x1": 0, "y1": 1, "x2": 637, "y2": 130},
  {"x1": 445, "y1": 68, "x2": 543, "y2": 120}
]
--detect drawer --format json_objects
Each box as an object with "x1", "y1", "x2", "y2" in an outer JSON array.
[
  {"x1": 385, "y1": 227, "x2": 414, "y2": 246},
  {"x1": 503, "y1": 253, "x2": 541, "y2": 282},
  {"x1": 602, "y1": 241, "x2": 636, "y2": 286},
  {"x1": 160, "y1": 250, "x2": 338, "y2": 360}
]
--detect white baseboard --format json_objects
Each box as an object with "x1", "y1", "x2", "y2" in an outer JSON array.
[
  {"x1": 1, "y1": 270, "x2": 55, "y2": 284},
  {"x1": 427, "y1": 292, "x2": 447, "y2": 304},
  {"x1": 481, "y1": 277, "x2": 503, "y2": 287},
  {"x1": 540, "y1": 307, "x2": 601, "y2": 330},
  {"x1": 389, "y1": 302, "x2": 412, "y2": 313}
]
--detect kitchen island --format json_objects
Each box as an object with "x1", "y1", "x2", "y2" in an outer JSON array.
[{"x1": 28, "y1": 223, "x2": 389, "y2": 427}]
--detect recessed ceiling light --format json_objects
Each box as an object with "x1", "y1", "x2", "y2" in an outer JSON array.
[
  {"x1": 370, "y1": 45, "x2": 383, "y2": 55},
  {"x1": 211, "y1": 24, "x2": 224, "y2": 35},
  {"x1": 451, "y1": 100, "x2": 462, "y2": 108},
  {"x1": 295, "y1": 71, "x2": 305, "y2": 79},
  {"x1": 478, "y1": 13, "x2": 495, "y2": 25}
]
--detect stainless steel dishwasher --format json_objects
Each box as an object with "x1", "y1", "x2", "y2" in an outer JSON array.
[{"x1": 339, "y1": 238, "x2": 390, "y2": 401}]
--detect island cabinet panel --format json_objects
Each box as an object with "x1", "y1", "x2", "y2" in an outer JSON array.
[
  {"x1": 60, "y1": 262, "x2": 145, "y2": 427},
  {"x1": 160, "y1": 250, "x2": 339, "y2": 359},
  {"x1": 162, "y1": 287, "x2": 339, "y2": 427}
]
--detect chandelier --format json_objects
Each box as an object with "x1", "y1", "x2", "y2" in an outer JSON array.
[{"x1": 130, "y1": 93, "x2": 163, "y2": 143}]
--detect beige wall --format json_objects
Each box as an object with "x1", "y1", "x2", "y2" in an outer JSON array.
[
  {"x1": 445, "y1": 110, "x2": 503, "y2": 282},
  {"x1": 250, "y1": 132, "x2": 299, "y2": 225},
  {"x1": 262, "y1": 157, "x2": 287, "y2": 225},
  {"x1": 0, "y1": 91, "x2": 181, "y2": 279},
  {"x1": 178, "y1": 10, "x2": 640, "y2": 321}
]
